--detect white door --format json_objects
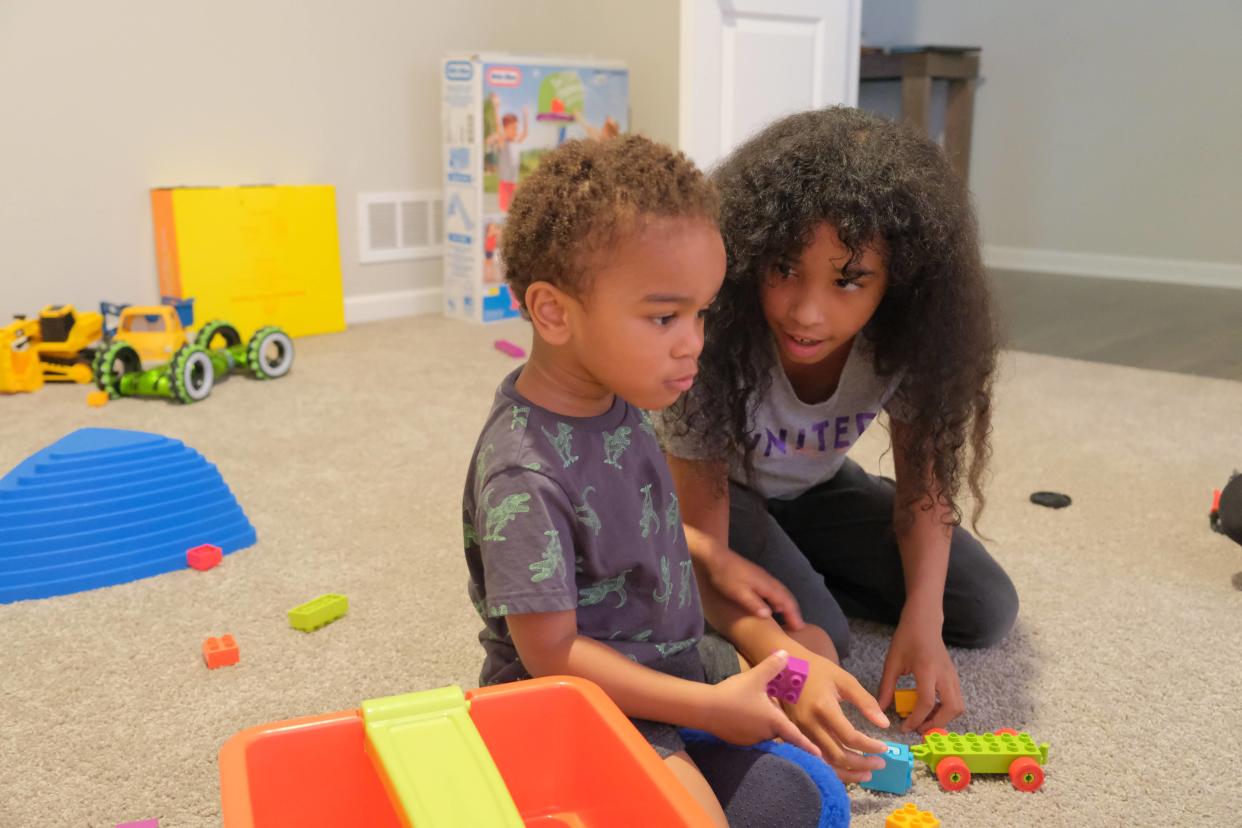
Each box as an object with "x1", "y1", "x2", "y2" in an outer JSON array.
[{"x1": 679, "y1": 0, "x2": 861, "y2": 170}]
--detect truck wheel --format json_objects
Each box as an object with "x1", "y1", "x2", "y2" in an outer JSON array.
[
  {"x1": 1008, "y1": 757, "x2": 1044, "y2": 792},
  {"x1": 246, "y1": 326, "x2": 294, "y2": 379},
  {"x1": 994, "y1": 728, "x2": 1019, "y2": 736},
  {"x1": 93, "y1": 341, "x2": 141, "y2": 399},
  {"x1": 195, "y1": 320, "x2": 242, "y2": 350},
  {"x1": 936, "y1": 756, "x2": 971, "y2": 791},
  {"x1": 170, "y1": 345, "x2": 214, "y2": 404}
]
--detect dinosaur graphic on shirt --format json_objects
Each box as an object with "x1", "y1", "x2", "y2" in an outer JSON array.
[
  {"x1": 664, "y1": 492, "x2": 681, "y2": 533},
  {"x1": 602, "y1": 426, "x2": 632, "y2": 469},
  {"x1": 677, "y1": 559, "x2": 694, "y2": 608},
  {"x1": 476, "y1": 443, "x2": 495, "y2": 480},
  {"x1": 575, "y1": 485, "x2": 602, "y2": 535},
  {"x1": 639, "y1": 409, "x2": 657, "y2": 438},
  {"x1": 481, "y1": 487, "x2": 531, "y2": 541},
  {"x1": 655, "y1": 638, "x2": 697, "y2": 658},
  {"x1": 463, "y1": 519, "x2": 479, "y2": 548},
  {"x1": 578, "y1": 569, "x2": 631, "y2": 608},
  {"x1": 529, "y1": 530, "x2": 567, "y2": 583},
  {"x1": 639, "y1": 483, "x2": 661, "y2": 538},
  {"x1": 541, "y1": 422, "x2": 580, "y2": 468},
  {"x1": 652, "y1": 556, "x2": 672, "y2": 606},
  {"x1": 510, "y1": 405, "x2": 530, "y2": 430}
]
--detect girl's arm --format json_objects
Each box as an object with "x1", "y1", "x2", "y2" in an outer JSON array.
[
  {"x1": 506, "y1": 609, "x2": 818, "y2": 752},
  {"x1": 879, "y1": 418, "x2": 965, "y2": 732},
  {"x1": 693, "y1": 570, "x2": 889, "y2": 782},
  {"x1": 666, "y1": 454, "x2": 805, "y2": 628}
]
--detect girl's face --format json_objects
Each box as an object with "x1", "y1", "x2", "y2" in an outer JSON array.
[{"x1": 760, "y1": 222, "x2": 888, "y2": 369}]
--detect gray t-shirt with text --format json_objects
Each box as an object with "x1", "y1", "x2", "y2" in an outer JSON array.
[{"x1": 660, "y1": 337, "x2": 904, "y2": 500}]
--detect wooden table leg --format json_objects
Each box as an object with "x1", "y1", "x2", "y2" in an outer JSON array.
[
  {"x1": 944, "y1": 77, "x2": 977, "y2": 181},
  {"x1": 900, "y1": 74, "x2": 933, "y2": 135}
]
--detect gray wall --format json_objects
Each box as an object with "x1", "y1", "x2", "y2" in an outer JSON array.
[
  {"x1": 0, "y1": 0, "x2": 679, "y2": 321},
  {"x1": 860, "y1": 1, "x2": 1242, "y2": 279}
]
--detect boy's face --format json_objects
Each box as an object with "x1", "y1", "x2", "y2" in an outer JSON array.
[
  {"x1": 760, "y1": 222, "x2": 888, "y2": 368},
  {"x1": 565, "y1": 217, "x2": 725, "y2": 410}
]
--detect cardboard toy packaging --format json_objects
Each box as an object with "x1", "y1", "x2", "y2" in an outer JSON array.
[
  {"x1": 152, "y1": 185, "x2": 346, "y2": 339},
  {"x1": 441, "y1": 54, "x2": 630, "y2": 323}
]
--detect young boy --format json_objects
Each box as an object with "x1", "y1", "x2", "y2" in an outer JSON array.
[{"x1": 462, "y1": 136, "x2": 889, "y2": 823}]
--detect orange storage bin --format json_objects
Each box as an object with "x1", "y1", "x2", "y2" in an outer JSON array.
[{"x1": 219, "y1": 676, "x2": 710, "y2": 827}]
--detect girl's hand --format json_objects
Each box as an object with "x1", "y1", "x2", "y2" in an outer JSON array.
[
  {"x1": 784, "y1": 653, "x2": 891, "y2": 783},
  {"x1": 706, "y1": 651, "x2": 821, "y2": 755},
  {"x1": 875, "y1": 613, "x2": 965, "y2": 734},
  {"x1": 704, "y1": 545, "x2": 805, "y2": 630}
]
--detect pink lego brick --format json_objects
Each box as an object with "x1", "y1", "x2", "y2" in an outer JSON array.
[
  {"x1": 187, "y1": 543, "x2": 222, "y2": 571},
  {"x1": 766, "y1": 655, "x2": 809, "y2": 704},
  {"x1": 494, "y1": 339, "x2": 526, "y2": 359}
]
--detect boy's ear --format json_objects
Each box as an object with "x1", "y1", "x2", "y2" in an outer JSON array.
[{"x1": 525, "y1": 281, "x2": 573, "y2": 346}]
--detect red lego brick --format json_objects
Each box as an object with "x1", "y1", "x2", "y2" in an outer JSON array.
[
  {"x1": 203, "y1": 634, "x2": 239, "y2": 669},
  {"x1": 187, "y1": 543, "x2": 223, "y2": 571}
]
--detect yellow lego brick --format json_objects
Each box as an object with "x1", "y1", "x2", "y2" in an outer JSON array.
[
  {"x1": 886, "y1": 802, "x2": 940, "y2": 828},
  {"x1": 894, "y1": 688, "x2": 917, "y2": 717}
]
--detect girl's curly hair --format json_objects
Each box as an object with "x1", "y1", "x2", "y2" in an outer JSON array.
[{"x1": 682, "y1": 107, "x2": 998, "y2": 528}]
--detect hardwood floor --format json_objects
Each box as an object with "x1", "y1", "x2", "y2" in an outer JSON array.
[{"x1": 990, "y1": 269, "x2": 1242, "y2": 381}]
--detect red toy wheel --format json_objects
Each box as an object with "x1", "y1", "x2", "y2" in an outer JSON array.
[
  {"x1": 1008, "y1": 757, "x2": 1044, "y2": 792},
  {"x1": 926, "y1": 728, "x2": 948, "y2": 736},
  {"x1": 936, "y1": 756, "x2": 971, "y2": 791},
  {"x1": 994, "y1": 728, "x2": 1019, "y2": 736}
]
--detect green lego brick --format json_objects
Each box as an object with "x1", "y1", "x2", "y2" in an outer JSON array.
[
  {"x1": 910, "y1": 731, "x2": 1050, "y2": 775},
  {"x1": 288, "y1": 593, "x2": 349, "y2": 632}
]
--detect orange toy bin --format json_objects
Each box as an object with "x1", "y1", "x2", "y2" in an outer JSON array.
[{"x1": 219, "y1": 676, "x2": 712, "y2": 827}]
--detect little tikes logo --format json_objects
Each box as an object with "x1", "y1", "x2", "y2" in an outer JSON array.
[
  {"x1": 445, "y1": 61, "x2": 473, "y2": 81},
  {"x1": 486, "y1": 66, "x2": 521, "y2": 87}
]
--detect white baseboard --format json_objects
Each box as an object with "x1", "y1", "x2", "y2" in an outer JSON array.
[
  {"x1": 344, "y1": 287, "x2": 443, "y2": 324},
  {"x1": 983, "y1": 245, "x2": 1242, "y2": 290}
]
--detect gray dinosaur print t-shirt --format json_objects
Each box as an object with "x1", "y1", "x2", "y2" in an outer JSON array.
[{"x1": 464, "y1": 369, "x2": 704, "y2": 686}]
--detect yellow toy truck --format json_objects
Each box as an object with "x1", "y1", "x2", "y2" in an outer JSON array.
[{"x1": 0, "y1": 305, "x2": 105, "y2": 392}]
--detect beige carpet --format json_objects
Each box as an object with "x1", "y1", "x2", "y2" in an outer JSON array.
[{"x1": 1, "y1": 316, "x2": 1240, "y2": 828}]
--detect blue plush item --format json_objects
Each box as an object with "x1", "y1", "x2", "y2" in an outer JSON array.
[{"x1": 680, "y1": 728, "x2": 850, "y2": 828}]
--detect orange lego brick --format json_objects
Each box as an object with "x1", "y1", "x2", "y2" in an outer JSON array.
[
  {"x1": 203, "y1": 634, "x2": 239, "y2": 669},
  {"x1": 886, "y1": 802, "x2": 940, "y2": 828},
  {"x1": 894, "y1": 688, "x2": 917, "y2": 717},
  {"x1": 86, "y1": 390, "x2": 109, "y2": 407}
]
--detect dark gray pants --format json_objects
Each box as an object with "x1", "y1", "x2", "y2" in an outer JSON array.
[{"x1": 729, "y1": 459, "x2": 1018, "y2": 659}]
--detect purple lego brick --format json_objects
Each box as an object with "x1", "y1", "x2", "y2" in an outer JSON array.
[
  {"x1": 115, "y1": 820, "x2": 159, "y2": 828},
  {"x1": 494, "y1": 339, "x2": 526, "y2": 359},
  {"x1": 766, "y1": 655, "x2": 809, "y2": 703}
]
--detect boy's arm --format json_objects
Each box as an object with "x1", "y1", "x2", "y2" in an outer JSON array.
[
  {"x1": 876, "y1": 418, "x2": 964, "y2": 732},
  {"x1": 508, "y1": 609, "x2": 714, "y2": 727},
  {"x1": 507, "y1": 609, "x2": 819, "y2": 754},
  {"x1": 666, "y1": 453, "x2": 804, "y2": 627}
]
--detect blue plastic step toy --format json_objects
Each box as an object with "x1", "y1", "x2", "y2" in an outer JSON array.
[{"x1": 0, "y1": 428, "x2": 256, "y2": 603}]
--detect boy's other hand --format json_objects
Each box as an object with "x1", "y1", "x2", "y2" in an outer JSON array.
[
  {"x1": 705, "y1": 651, "x2": 821, "y2": 756},
  {"x1": 706, "y1": 546, "x2": 805, "y2": 630}
]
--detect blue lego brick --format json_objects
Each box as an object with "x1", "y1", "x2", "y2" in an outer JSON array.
[
  {"x1": 0, "y1": 428, "x2": 256, "y2": 603},
  {"x1": 859, "y1": 741, "x2": 913, "y2": 795}
]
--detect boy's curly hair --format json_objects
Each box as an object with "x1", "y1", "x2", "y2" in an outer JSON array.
[
  {"x1": 501, "y1": 135, "x2": 718, "y2": 312},
  {"x1": 681, "y1": 107, "x2": 998, "y2": 528}
]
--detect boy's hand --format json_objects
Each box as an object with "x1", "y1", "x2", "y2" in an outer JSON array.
[
  {"x1": 876, "y1": 615, "x2": 964, "y2": 734},
  {"x1": 705, "y1": 651, "x2": 821, "y2": 755},
  {"x1": 705, "y1": 545, "x2": 805, "y2": 630},
  {"x1": 785, "y1": 653, "x2": 892, "y2": 783}
]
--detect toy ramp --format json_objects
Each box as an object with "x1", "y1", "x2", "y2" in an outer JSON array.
[{"x1": 0, "y1": 428, "x2": 255, "y2": 603}]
